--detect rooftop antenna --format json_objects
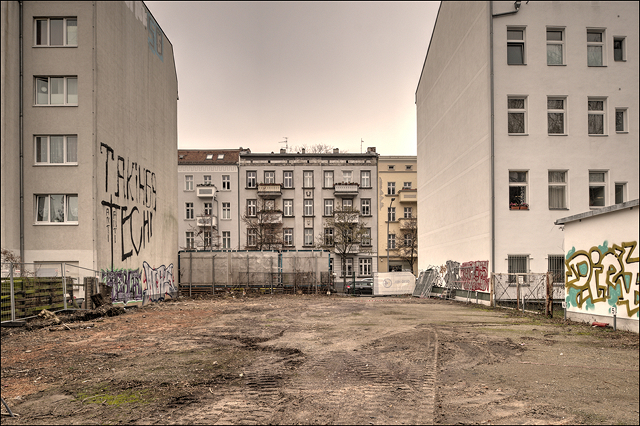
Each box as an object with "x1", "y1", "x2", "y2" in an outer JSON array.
[
  {"x1": 360, "y1": 138, "x2": 363, "y2": 153},
  {"x1": 279, "y1": 137, "x2": 288, "y2": 152}
]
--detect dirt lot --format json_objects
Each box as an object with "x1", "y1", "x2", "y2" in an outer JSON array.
[{"x1": 1, "y1": 294, "x2": 638, "y2": 425}]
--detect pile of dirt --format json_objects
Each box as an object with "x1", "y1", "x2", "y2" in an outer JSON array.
[{"x1": 19, "y1": 305, "x2": 126, "y2": 331}]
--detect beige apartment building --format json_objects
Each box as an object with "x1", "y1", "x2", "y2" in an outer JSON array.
[
  {"x1": 1, "y1": 1, "x2": 178, "y2": 296},
  {"x1": 378, "y1": 156, "x2": 418, "y2": 274}
]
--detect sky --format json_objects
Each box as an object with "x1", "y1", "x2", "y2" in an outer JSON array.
[{"x1": 146, "y1": 1, "x2": 440, "y2": 156}]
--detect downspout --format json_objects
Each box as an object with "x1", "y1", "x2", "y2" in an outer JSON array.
[{"x1": 19, "y1": 0, "x2": 24, "y2": 263}]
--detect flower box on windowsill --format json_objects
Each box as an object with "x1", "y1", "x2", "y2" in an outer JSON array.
[{"x1": 510, "y1": 205, "x2": 529, "y2": 210}]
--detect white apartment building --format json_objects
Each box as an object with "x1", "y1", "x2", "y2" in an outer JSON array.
[
  {"x1": 1, "y1": 1, "x2": 178, "y2": 279},
  {"x1": 177, "y1": 149, "x2": 247, "y2": 251},
  {"x1": 238, "y1": 148, "x2": 379, "y2": 281},
  {"x1": 416, "y1": 1, "x2": 638, "y2": 280}
]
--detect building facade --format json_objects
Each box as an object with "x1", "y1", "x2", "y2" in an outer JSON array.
[
  {"x1": 377, "y1": 156, "x2": 418, "y2": 274},
  {"x1": 238, "y1": 148, "x2": 379, "y2": 281},
  {"x1": 177, "y1": 149, "x2": 246, "y2": 251},
  {"x1": 1, "y1": 1, "x2": 178, "y2": 288},
  {"x1": 416, "y1": 1, "x2": 639, "y2": 281}
]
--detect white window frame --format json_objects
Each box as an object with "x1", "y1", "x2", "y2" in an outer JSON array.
[
  {"x1": 35, "y1": 76, "x2": 77, "y2": 105},
  {"x1": 342, "y1": 258, "x2": 353, "y2": 277},
  {"x1": 548, "y1": 170, "x2": 568, "y2": 210},
  {"x1": 613, "y1": 36, "x2": 626, "y2": 62},
  {"x1": 507, "y1": 96, "x2": 527, "y2": 135},
  {"x1": 303, "y1": 228, "x2": 314, "y2": 246},
  {"x1": 361, "y1": 170, "x2": 371, "y2": 188},
  {"x1": 222, "y1": 231, "x2": 231, "y2": 249},
  {"x1": 342, "y1": 199, "x2": 353, "y2": 210},
  {"x1": 204, "y1": 202, "x2": 213, "y2": 216},
  {"x1": 203, "y1": 175, "x2": 212, "y2": 185},
  {"x1": 588, "y1": 97, "x2": 607, "y2": 135},
  {"x1": 34, "y1": 17, "x2": 77, "y2": 47},
  {"x1": 507, "y1": 27, "x2": 526, "y2": 65},
  {"x1": 304, "y1": 199, "x2": 314, "y2": 216},
  {"x1": 362, "y1": 228, "x2": 371, "y2": 246},
  {"x1": 324, "y1": 228, "x2": 334, "y2": 246},
  {"x1": 247, "y1": 229, "x2": 257, "y2": 247},
  {"x1": 324, "y1": 171, "x2": 334, "y2": 188},
  {"x1": 246, "y1": 171, "x2": 257, "y2": 188},
  {"x1": 264, "y1": 171, "x2": 275, "y2": 184},
  {"x1": 587, "y1": 29, "x2": 605, "y2": 67},
  {"x1": 222, "y1": 175, "x2": 230, "y2": 190},
  {"x1": 509, "y1": 171, "x2": 528, "y2": 208},
  {"x1": 185, "y1": 202, "x2": 194, "y2": 219},
  {"x1": 186, "y1": 232, "x2": 195, "y2": 249},
  {"x1": 35, "y1": 194, "x2": 78, "y2": 224},
  {"x1": 404, "y1": 207, "x2": 412, "y2": 218},
  {"x1": 404, "y1": 233, "x2": 413, "y2": 247},
  {"x1": 546, "y1": 27, "x2": 565, "y2": 66},
  {"x1": 342, "y1": 170, "x2": 353, "y2": 183},
  {"x1": 361, "y1": 199, "x2": 370, "y2": 216},
  {"x1": 283, "y1": 171, "x2": 293, "y2": 188},
  {"x1": 206, "y1": 154, "x2": 213, "y2": 160},
  {"x1": 283, "y1": 228, "x2": 293, "y2": 247},
  {"x1": 388, "y1": 207, "x2": 396, "y2": 222},
  {"x1": 403, "y1": 182, "x2": 412, "y2": 190},
  {"x1": 217, "y1": 154, "x2": 224, "y2": 160},
  {"x1": 247, "y1": 199, "x2": 257, "y2": 217},
  {"x1": 283, "y1": 199, "x2": 293, "y2": 217},
  {"x1": 615, "y1": 108, "x2": 628, "y2": 133},
  {"x1": 303, "y1": 171, "x2": 314, "y2": 188},
  {"x1": 324, "y1": 199, "x2": 334, "y2": 216},
  {"x1": 185, "y1": 175, "x2": 193, "y2": 191},
  {"x1": 34, "y1": 135, "x2": 77, "y2": 165},
  {"x1": 359, "y1": 258, "x2": 372, "y2": 276},
  {"x1": 615, "y1": 182, "x2": 627, "y2": 204},
  {"x1": 589, "y1": 171, "x2": 607, "y2": 208},
  {"x1": 387, "y1": 182, "x2": 396, "y2": 195},
  {"x1": 222, "y1": 202, "x2": 231, "y2": 220},
  {"x1": 547, "y1": 96, "x2": 567, "y2": 135},
  {"x1": 388, "y1": 234, "x2": 396, "y2": 250}
]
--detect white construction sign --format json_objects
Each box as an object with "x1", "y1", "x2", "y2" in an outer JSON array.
[{"x1": 374, "y1": 272, "x2": 416, "y2": 296}]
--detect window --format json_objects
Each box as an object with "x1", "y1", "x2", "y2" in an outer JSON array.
[
  {"x1": 588, "y1": 98, "x2": 606, "y2": 135},
  {"x1": 324, "y1": 199, "x2": 334, "y2": 216},
  {"x1": 304, "y1": 229, "x2": 314, "y2": 246},
  {"x1": 548, "y1": 171, "x2": 567, "y2": 210},
  {"x1": 342, "y1": 258, "x2": 353, "y2": 277},
  {"x1": 217, "y1": 154, "x2": 225, "y2": 160},
  {"x1": 387, "y1": 182, "x2": 396, "y2": 195},
  {"x1": 362, "y1": 228, "x2": 371, "y2": 246},
  {"x1": 359, "y1": 258, "x2": 372, "y2": 276},
  {"x1": 204, "y1": 202, "x2": 212, "y2": 216},
  {"x1": 222, "y1": 231, "x2": 231, "y2": 249},
  {"x1": 507, "y1": 28, "x2": 525, "y2": 65},
  {"x1": 247, "y1": 229, "x2": 257, "y2": 247},
  {"x1": 35, "y1": 135, "x2": 77, "y2": 164},
  {"x1": 222, "y1": 202, "x2": 230, "y2": 220},
  {"x1": 388, "y1": 234, "x2": 396, "y2": 250},
  {"x1": 222, "y1": 175, "x2": 230, "y2": 190},
  {"x1": 283, "y1": 200, "x2": 293, "y2": 217},
  {"x1": 587, "y1": 29, "x2": 604, "y2": 66},
  {"x1": 283, "y1": 171, "x2": 293, "y2": 188},
  {"x1": 509, "y1": 171, "x2": 528, "y2": 208},
  {"x1": 35, "y1": 194, "x2": 77, "y2": 223},
  {"x1": 547, "y1": 255, "x2": 564, "y2": 285},
  {"x1": 406, "y1": 165, "x2": 413, "y2": 171},
  {"x1": 186, "y1": 232, "x2": 195, "y2": 249},
  {"x1": 508, "y1": 97, "x2": 527, "y2": 134},
  {"x1": 304, "y1": 199, "x2": 314, "y2": 216},
  {"x1": 264, "y1": 171, "x2": 275, "y2": 184},
  {"x1": 616, "y1": 108, "x2": 628, "y2": 133},
  {"x1": 247, "y1": 199, "x2": 257, "y2": 216},
  {"x1": 361, "y1": 199, "x2": 370, "y2": 216},
  {"x1": 206, "y1": 154, "x2": 213, "y2": 160},
  {"x1": 204, "y1": 175, "x2": 211, "y2": 185},
  {"x1": 404, "y1": 233, "x2": 413, "y2": 247},
  {"x1": 589, "y1": 171, "x2": 606, "y2": 207},
  {"x1": 185, "y1": 175, "x2": 193, "y2": 191},
  {"x1": 204, "y1": 231, "x2": 212, "y2": 248},
  {"x1": 324, "y1": 228, "x2": 334, "y2": 246},
  {"x1": 264, "y1": 199, "x2": 275, "y2": 211},
  {"x1": 185, "y1": 202, "x2": 194, "y2": 219},
  {"x1": 615, "y1": 183, "x2": 626, "y2": 204},
  {"x1": 246, "y1": 171, "x2": 257, "y2": 188},
  {"x1": 303, "y1": 171, "x2": 313, "y2": 188},
  {"x1": 404, "y1": 207, "x2": 412, "y2": 218},
  {"x1": 324, "y1": 171, "x2": 334, "y2": 188},
  {"x1": 35, "y1": 17, "x2": 77, "y2": 46},
  {"x1": 360, "y1": 171, "x2": 371, "y2": 188},
  {"x1": 547, "y1": 28, "x2": 564, "y2": 65},
  {"x1": 547, "y1": 97, "x2": 566, "y2": 134},
  {"x1": 614, "y1": 37, "x2": 626, "y2": 61},
  {"x1": 508, "y1": 255, "x2": 529, "y2": 283},
  {"x1": 283, "y1": 229, "x2": 293, "y2": 246},
  {"x1": 342, "y1": 199, "x2": 353, "y2": 210},
  {"x1": 35, "y1": 76, "x2": 77, "y2": 105},
  {"x1": 403, "y1": 182, "x2": 412, "y2": 190},
  {"x1": 342, "y1": 170, "x2": 352, "y2": 183},
  {"x1": 388, "y1": 207, "x2": 396, "y2": 222}
]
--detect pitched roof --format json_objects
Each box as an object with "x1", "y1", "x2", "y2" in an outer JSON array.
[{"x1": 177, "y1": 149, "x2": 246, "y2": 165}]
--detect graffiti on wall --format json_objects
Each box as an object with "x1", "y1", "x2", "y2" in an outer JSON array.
[
  {"x1": 101, "y1": 261, "x2": 176, "y2": 305},
  {"x1": 100, "y1": 143, "x2": 157, "y2": 266},
  {"x1": 459, "y1": 261, "x2": 490, "y2": 291},
  {"x1": 565, "y1": 241, "x2": 639, "y2": 318}
]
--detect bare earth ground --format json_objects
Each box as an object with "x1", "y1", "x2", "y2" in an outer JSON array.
[{"x1": 1, "y1": 294, "x2": 638, "y2": 425}]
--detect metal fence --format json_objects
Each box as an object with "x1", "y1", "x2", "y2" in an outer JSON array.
[{"x1": 493, "y1": 272, "x2": 561, "y2": 314}]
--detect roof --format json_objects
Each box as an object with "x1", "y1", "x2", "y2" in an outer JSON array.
[
  {"x1": 177, "y1": 149, "x2": 246, "y2": 165},
  {"x1": 554, "y1": 199, "x2": 639, "y2": 225}
]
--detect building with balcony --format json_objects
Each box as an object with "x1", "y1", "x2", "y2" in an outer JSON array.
[
  {"x1": 238, "y1": 147, "x2": 379, "y2": 279},
  {"x1": 178, "y1": 149, "x2": 247, "y2": 251},
  {"x1": 1, "y1": 1, "x2": 178, "y2": 281},
  {"x1": 416, "y1": 1, "x2": 638, "y2": 284},
  {"x1": 377, "y1": 156, "x2": 418, "y2": 274}
]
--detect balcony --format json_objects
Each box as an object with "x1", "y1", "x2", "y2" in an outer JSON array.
[
  {"x1": 257, "y1": 183, "x2": 282, "y2": 199},
  {"x1": 398, "y1": 188, "x2": 417, "y2": 203},
  {"x1": 196, "y1": 184, "x2": 216, "y2": 198},
  {"x1": 399, "y1": 217, "x2": 416, "y2": 229},
  {"x1": 196, "y1": 215, "x2": 218, "y2": 228},
  {"x1": 334, "y1": 182, "x2": 360, "y2": 197},
  {"x1": 334, "y1": 213, "x2": 359, "y2": 223},
  {"x1": 258, "y1": 210, "x2": 283, "y2": 224}
]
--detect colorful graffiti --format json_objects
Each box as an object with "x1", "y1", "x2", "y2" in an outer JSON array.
[
  {"x1": 101, "y1": 262, "x2": 176, "y2": 305},
  {"x1": 142, "y1": 261, "x2": 176, "y2": 303},
  {"x1": 565, "y1": 240, "x2": 639, "y2": 318},
  {"x1": 459, "y1": 261, "x2": 490, "y2": 291},
  {"x1": 101, "y1": 268, "x2": 143, "y2": 304}
]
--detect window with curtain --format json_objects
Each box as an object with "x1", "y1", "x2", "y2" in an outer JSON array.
[{"x1": 548, "y1": 171, "x2": 567, "y2": 209}]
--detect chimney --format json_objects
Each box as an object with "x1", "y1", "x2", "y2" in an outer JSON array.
[
  {"x1": 280, "y1": 148, "x2": 286, "y2": 154},
  {"x1": 333, "y1": 148, "x2": 339, "y2": 154},
  {"x1": 301, "y1": 148, "x2": 306, "y2": 154},
  {"x1": 367, "y1": 147, "x2": 376, "y2": 153}
]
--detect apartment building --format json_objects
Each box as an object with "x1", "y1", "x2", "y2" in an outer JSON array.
[
  {"x1": 1, "y1": 1, "x2": 178, "y2": 278},
  {"x1": 177, "y1": 149, "x2": 247, "y2": 251},
  {"x1": 238, "y1": 148, "x2": 379, "y2": 280},
  {"x1": 378, "y1": 156, "x2": 418, "y2": 274},
  {"x1": 416, "y1": 1, "x2": 638, "y2": 281}
]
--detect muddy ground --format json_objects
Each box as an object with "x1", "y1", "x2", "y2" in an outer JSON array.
[{"x1": 1, "y1": 294, "x2": 638, "y2": 425}]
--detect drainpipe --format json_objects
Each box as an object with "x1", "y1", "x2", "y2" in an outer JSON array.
[{"x1": 19, "y1": 1, "x2": 24, "y2": 264}]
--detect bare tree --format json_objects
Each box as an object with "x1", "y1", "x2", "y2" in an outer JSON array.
[
  {"x1": 242, "y1": 198, "x2": 284, "y2": 250},
  {"x1": 316, "y1": 202, "x2": 371, "y2": 290},
  {"x1": 291, "y1": 143, "x2": 347, "y2": 154},
  {"x1": 397, "y1": 216, "x2": 418, "y2": 275},
  {"x1": 180, "y1": 206, "x2": 219, "y2": 251}
]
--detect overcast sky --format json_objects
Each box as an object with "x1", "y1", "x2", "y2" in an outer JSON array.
[{"x1": 146, "y1": 1, "x2": 440, "y2": 155}]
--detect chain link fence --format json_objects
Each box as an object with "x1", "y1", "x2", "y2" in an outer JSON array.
[{"x1": 493, "y1": 272, "x2": 560, "y2": 314}]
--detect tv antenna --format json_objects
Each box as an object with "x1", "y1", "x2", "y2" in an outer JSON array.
[
  {"x1": 360, "y1": 138, "x2": 364, "y2": 153},
  {"x1": 279, "y1": 137, "x2": 288, "y2": 152}
]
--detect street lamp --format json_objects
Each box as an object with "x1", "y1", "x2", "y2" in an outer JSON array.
[{"x1": 386, "y1": 197, "x2": 395, "y2": 272}]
